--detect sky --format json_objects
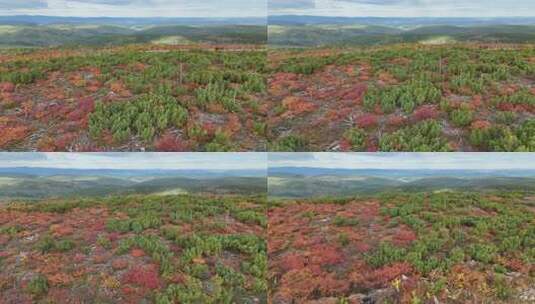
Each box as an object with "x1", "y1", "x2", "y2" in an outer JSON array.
[
  {"x1": 0, "y1": 0, "x2": 266, "y2": 18},
  {"x1": 269, "y1": 0, "x2": 535, "y2": 17},
  {"x1": 0, "y1": 153, "x2": 267, "y2": 170},
  {"x1": 269, "y1": 153, "x2": 535, "y2": 170}
]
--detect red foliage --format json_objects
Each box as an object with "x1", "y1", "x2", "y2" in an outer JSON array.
[
  {"x1": 73, "y1": 254, "x2": 86, "y2": 263},
  {"x1": 93, "y1": 253, "x2": 111, "y2": 264},
  {"x1": 282, "y1": 96, "x2": 317, "y2": 116},
  {"x1": 387, "y1": 115, "x2": 407, "y2": 127},
  {"x1": 355, "y1": 242, "x2": 372, "y2": 253},
  {"x1": 154, "y1": 132, "x2": 188, "y2": 152},
  {"x1": 279, "y1": 252, "x2": 307, "y2": 271},
  {"x1": 392, "y1": 227, "x2": 417, "y2": 246},
  {"x1": 340, "y1": 83, "x2": 368, "y2": 103},
  {"x1": 225, "y1": 114, "x2": 242, "y2": 135},
  {"x1": 318, "y1": 272, "x2": 351, "y2": 295},
  {"x1": 109, "y1": 81, "x2": 132, "y2": 98},
  {"x1": 67, "y1": 97, "x2": 95, "y2": 122},
  {"x1": 309, "y1": 244, "x2": 343, "y2": 266},
  {"x1": 413, "y1": 105, "x2": 439, "y2": 121},
  {"x1": 0, "y1": 82, "x2": 15, "y2": 93},
  {"x1": 0, "y1": 125, "x2": 30, "y2": 148},
  {"x1": 471, "y1": 120, "x2": 491, "y2": 130},
  {"x1": 131, "y1": 249, "x2": 145, "y2": 258},
  {"x1": 355, "y1": 262, "x2": 412, "y2": 288},
  {"x1": 122, "y1": 265, "x2": 161, "y2": 289},
  {"x1": 339, "y1": 138, "x2": 352, "y2": 152},
  {"x1": 53, "y1": 132, "x2": 78, "y2": 150},
  {"x1": 505, "y1": 258, "x2": 527, "y2": 273},
  {"x1": 471, "y1": 95, "x2": 483, "y2": 108},
  {"x1": 366, "y1": 137, "x2": 379, "y2": 152},
  {"x1": 112, "y1": 259, "x2": 129, "y2": 271},
  {"x1": 50, "y1": 224, "x2": 73, "y2": 237},
  {"x1": 356, "y1": 114, "x2": 379, "y2": 129},
  {"x1": 497, "y1": 102, "x2": 516, "y2": 112},
  {"x1": 202, "y1": 122, "x2": 217, "y2": 136}
]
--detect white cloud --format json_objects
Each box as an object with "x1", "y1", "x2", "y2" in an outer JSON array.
[
  {"x1": 0, "y1": 153, "x2": 267, "y2": 170},
  {"x1": 269, "y1": 153, "x2": 535, "y2": 170},
  {"x1": 0, "y1": 0, "x2": 266, "y2": 17},
  {"x1": 270, "y1": 0, "x2": 535, "y2": 17}
]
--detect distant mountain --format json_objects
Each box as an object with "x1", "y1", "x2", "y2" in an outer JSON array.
[
  {"x1": 268, "y1": 168, "x2": 535, "y2": 198},
  {"x1": 268, "y1": 16, "x2": 535, "y2": 46},
  {"x1": 269, "y1": 16, "x2": 535, "y2": 27},
  {"x1": 0, "y1": 17, "x2": 267, "y2": 47},
  {"x1": 0, "y1": 173, "x2": 266, "y2": 200},
  {"x1": 269, "y1": 167, "x2": 535, "y2": 178},
  {"x1": 0, "y1": 167, "x2": 267, "y2": 200},
  {"x1": 0, "y1": 15, "x2": 266, "y2": 26},
  {"x1": 0, "y1": 167, "x2": 265, "y2": 178}
]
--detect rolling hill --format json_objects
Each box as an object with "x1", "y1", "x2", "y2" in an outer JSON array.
[
  {"x1": 0, "y1": 169, "x2": 266, "y2": 200},
  {"x1": 268, "y1": 168, "x2": 535, "y2": 198},
  {"x1": 0, "y1": 16, "x2": 267, "y2": 47},
  {"x1": 268, "y1": 16, "x2": 535, "y2": 46}
]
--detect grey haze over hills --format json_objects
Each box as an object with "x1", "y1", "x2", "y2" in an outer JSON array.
[
  {"x1": 269, "y1": 16, "x2": 535, "y2": 27},
  {"x1": 269, "y1": 167, "x2": 535, "y2": 178},
  {"x1": 0, "y1": 15, "x2": 266, "y2": 26},
  {"x1": 0, "y1": 15, "x2": 267, "y2": 47},
  {"x1": 0, "y1": 167, "x2": 265, "y2": 178},
  {"x1": 268, "y1": 16, "x2": 535, "y2": 46},
  {"x1": 0, "y1": 167, "x2": 266, "y2": 200},
  {"x1": 269, "y1": 167, "x2": 535, "y2": 198}
]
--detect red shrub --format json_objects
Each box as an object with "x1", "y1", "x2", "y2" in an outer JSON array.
[
  {"x1": 53, "y1": 132, "x2": 77, "y2": 150},
  {"x1": 413, "y1": 105, "x2": 439, "y2": 121},
  {"x1": 0, "y1": 125, "x2": 30, "y2": 148},
  {"x1": 471, "y1": 120, "x2": 491, "y2": 130},
  {"x1": 341, "y1": 83, "x2": 368, "y2": 103},
  {"x1": 339, "y1": 139, "x2": 352, "y2": 152},
  {"x1": 356, "y1": 114, "x2": 379, "y2": 129},
  {"x1": 279, "y1": 252, "x2": 306, "y2": 271},
  {"x1": 387, "y1": 115, "x2": 406, "y2": 127},
  {"x1": 67, "y1": 97, "x2": 95, "y2": 121},
  {"x1": 154, "y1": 132, "x2": 188, "y2": 152},
  {"x1": 309, "y1": 244, "x2": 343, "y2": 266},
  {"x1": 0, "y1": 82, "x2": 15, "y2": 93},
  {"x1": 392, "y1": 227, "x2": 417, "y2": 246},
  {"x1": 122, "y1": 265, "x2": 161, "y2": 289},
  {"x1": 282, "y1": 96, "x2": 317, "y2": 116},
  {"x1": 362, "y1": 262, "x2": 412, "y2": 288}
]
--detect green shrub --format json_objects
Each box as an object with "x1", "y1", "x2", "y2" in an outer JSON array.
[
  {"x1": 205, "y1": 131, "x2": 234, "y2": 152},
  {"x1": 35, "y1": 235, "x2": 73, "y2": 253},
  {"x1": 468, "y1": 243, "x2": 497, "y2": 264},
  {"x1": 495, "y1": 111, "x2": 516, "y2": 125},
  {"x1": 364, "y1": 80, "x2": 441, "y2": 114},
  {"x1": 449, "y1": 106, "x2": 473, "y2": 127},
  {"x1": 343, "y1": 128, "x2": 366, "y2": 151},
  {"x1": 379, "y1": 120, "x2": 452, "y2": 151},
  {"x1": 338, "y1": 233, "x2": 350, "y2": 246},
  {"x1": 333, "y1": 216, "x2": 359, "y2": 227},
  {"x1": 26, "y1": 275, "x2": 49, "y2": 298},
  {"x1": 468, "y1": 122, "x2": 535, "y2": 151},
  {"x1": 366, "y1": 242, "x2": 406, "y2": 268},
  {"x1": 89, "y1": 93, "x2": 188, "y2": 143},
  {"x1": 270, "y1": 135, "x2": 310, "y2": 152}
]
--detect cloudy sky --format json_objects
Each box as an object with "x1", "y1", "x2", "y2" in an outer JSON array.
[
  {"x1": 269, "y1": 153, "x2": 535, "y2": 170},
  {"x1": 0, "y1": 0, "x2": 266, "y2": 17},
  {"x1": 0, "y1": 153, "x2": 266, "y2": 170},
  {"x1": 269, "y1": 0, "x2": 535, "y2": 17}
]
